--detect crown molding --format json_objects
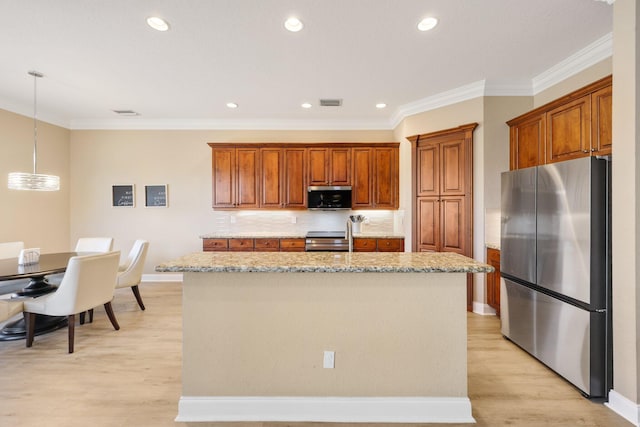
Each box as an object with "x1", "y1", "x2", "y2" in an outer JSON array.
[
  {"x1": 69, "y1": 117, "x2": 393, "y2": 131},
  {"x1": 532, "y1": 32, "x2": 612, "y2": 94}
]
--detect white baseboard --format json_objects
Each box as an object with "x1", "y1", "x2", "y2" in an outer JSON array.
[
  {"x1": 176, "y1": 396, "x2": 475, "y2": 423},
  {"x1": 605, "y1": 390, "x2": 640, "y2": 426},
  {"x1": 141, "y1": 273, "x2": 183, "y2": 283},
  {"x1": 472, "y1": 301, "x2": 497, "y2": 316}
]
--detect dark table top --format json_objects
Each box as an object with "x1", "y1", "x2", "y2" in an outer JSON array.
[{"x1": 0, "y1": 252, "x2": 79, "y2": 281}]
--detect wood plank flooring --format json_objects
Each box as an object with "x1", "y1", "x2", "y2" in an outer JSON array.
[{"x1": 0, "y1": 281, "x2": 631, "y2": 427}]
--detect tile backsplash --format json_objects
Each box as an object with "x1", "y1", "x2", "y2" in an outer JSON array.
[{"x1": 209, "y1": 209, "x2": 404, "y2": 235}]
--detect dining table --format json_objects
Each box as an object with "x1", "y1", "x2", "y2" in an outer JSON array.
[{"x1": 0, "y1": 252, "x2": 79, "y2": 341}]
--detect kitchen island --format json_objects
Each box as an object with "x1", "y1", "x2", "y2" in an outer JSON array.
[{"x1": 156, "y1": 251, "x2": 492, "y2": 423}]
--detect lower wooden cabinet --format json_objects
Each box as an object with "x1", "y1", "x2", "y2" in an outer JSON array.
[
  {"x1": 353, "y1": 238, "x2": 404, "y2": 252},
  {"x1": 203, "y1": 238, "x2": 305, "y2": 252},
  {"x1": 486, "y1": 248, "x2": 501, "y2": 316},
  {"x1": 279, "y1": 238, "x2": 305, "y2": 252}
]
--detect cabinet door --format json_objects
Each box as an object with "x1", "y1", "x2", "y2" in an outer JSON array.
[
  {"x1": 283, "y1": 148, "x2": 307, "y2": 208},
  {"x1": 236, "y1": 148, "x2": 260, "y2": 208},
  {"x1": 417, "y1": 144, "x2": 439, "y2": 197},
  {"x1": 307, "y1": 148, "x2": 329, "y2": 185},
  {"x1": 591, "y1": 85, "x2": 612, "y2": 156},
  {"x1": 351, "y1": 147, "x2": 373, "y2": 208},
  {"x1": 440, "y1": 196, "x2": 466, "y2": 255},
  {"x1": 486, "y1": 248, "x2": 501, "y2": 316},
  {"x1": 510, "y1": 114, "x2": 545, "y2": 170},
  {"x1": 374, "y1": 147, "x2": 398, "y2": 208},
  {"x1": 440, "y1": 138, "x2": 467, "y2": 195},
  {"x1": 377, "y1": 238, "x2": 403, "y2": 252},
  {"x1": 212, "y1": 148, "x2": 235, "y2": 208},
  {"x1": 416, "y1": 197, "x2": 439, "y2": 252},
  {"x1": 330, "y1": 148, "x2": 351, "y2": 185},
  {"x1": 353, "y1": 238, "x2": 376, "y2": 252},
  {"x1": 260, "y1": 148, "x2": 283, "y2": 208},
  {"x1": 546, "y1": 95, "x2": 591, "y2": 164}
]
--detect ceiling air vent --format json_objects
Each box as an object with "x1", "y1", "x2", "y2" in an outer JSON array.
[
  {"x1": 112, "y1": 110, "x2": 140, "y2": 116},
  {"x1": 319, "y1": 99, "x2": 342, "y2": 107}
]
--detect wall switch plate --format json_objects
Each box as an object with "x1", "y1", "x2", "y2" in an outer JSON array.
[{"x1": 323, "y1": 351, "x2": 335, "y2": 369}]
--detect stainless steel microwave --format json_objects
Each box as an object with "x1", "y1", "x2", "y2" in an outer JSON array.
[{"x1": 307, "y1": 186, "x2": 352, "y2": 210}]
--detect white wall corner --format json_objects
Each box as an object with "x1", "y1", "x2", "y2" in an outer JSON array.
[
  {"x1": 142, "y1": 273, "x2": 183, "y2": 283},
  {"x1": 472, "y1": 301, "x2": 497, "y2": 316},
  {"x1": 175, "y1": 396, "x2": 475, "y2": 423},
  {"x1": 605, "y1": 390, "x2": 640, "y2": 426}
]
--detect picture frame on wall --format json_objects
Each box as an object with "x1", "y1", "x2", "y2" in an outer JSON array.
[
  {"x1": 112, "y1": 184, "x2": 135, "y2": 207},
  {"x1": 145, "y1": 184, "x2": 168, "y2": 207}
]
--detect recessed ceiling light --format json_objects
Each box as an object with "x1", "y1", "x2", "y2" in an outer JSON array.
[
  {"x1": 147, "y1": 16, "x2": 170, "y2": 32},
  {"x1": 301, "y1": 102, "x2": 312, "y2": 109},
  {"x1": 226, "y1": 102, "x2": 238, "y2": 109},
  {"x1": 376, "y1": 103, "x2": 387, "y2": 109},
  {"x1": 284, "y1": 17, "x2": 303, "y2": 32},
  {"x1": 417, "y1": 17, "x2": 438, "y2": 32}
]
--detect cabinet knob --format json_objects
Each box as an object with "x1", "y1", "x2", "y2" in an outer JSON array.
[
  {"x1": 582, "y1": 150, "x2": 589, "y2": 153},
  {"x1": 591, "y1": 148, "x2": 596, "y2": 152}
]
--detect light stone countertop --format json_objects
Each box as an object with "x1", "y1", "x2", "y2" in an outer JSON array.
[{"x1": 156, "y1": 251, "x2": 493, "y2": 274}]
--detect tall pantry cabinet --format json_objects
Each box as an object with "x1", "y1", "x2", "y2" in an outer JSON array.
[{"x1": 408, "y1": 123, "x2": 477, "y2": 311}]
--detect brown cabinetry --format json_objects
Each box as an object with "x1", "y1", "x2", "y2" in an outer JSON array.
[
  {"x1": 507, "y1": 75, "x2": 612, "y2": 170},
  {"x1": 308, "y1": 147, "x2": 351, "y2": 186},
  {"x1": 209, "y1": 142, "x2": 398, "y2": 211},
  {"x1": 486, "y1": 248, "x2": 501, "y2": 316},
  {"x1": 260, "y1": 148, "x2": 307, "y2": 209},
  {"x1": 409, "y1": 123, "x2": 476, "y2": 311},
  {"x1": 211, "y1": 147, "x2": 260, "y2": 208},
  {"x1": 353, "y1": 237, "x2": 404, "y2": 252},
  {"x1": 352, "y1": 146, "x2": 399, "y2": 209},
  {"x1": 203, "y1": 237, "x2": 305, "y2": 252}
]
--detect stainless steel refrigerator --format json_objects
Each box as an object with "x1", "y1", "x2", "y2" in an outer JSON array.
[{"x1": 500, "y1": 156, "x2": 612, "y2": 398}]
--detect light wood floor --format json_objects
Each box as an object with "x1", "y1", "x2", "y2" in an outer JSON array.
[{"x1": 0, "y1": 281, "x2": 631, "y2": 427}]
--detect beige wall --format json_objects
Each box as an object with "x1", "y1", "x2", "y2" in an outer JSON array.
[
  {"x1": 182, "y1": 271, "x2": 467, "y2": 397},
  {"x1": 0, "y1": 109, "x2": 70, "y2": 252},
  {"x1": 612, "y1": 0, "x2": 639, "y2": 405},
  {"x1": 69, "y1": 129, "x2": 394, "y2": 271}
]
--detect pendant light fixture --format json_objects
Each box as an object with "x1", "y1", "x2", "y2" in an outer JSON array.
[{"x1": 8, "y1": 71, "x2": 60, "y2": 191}]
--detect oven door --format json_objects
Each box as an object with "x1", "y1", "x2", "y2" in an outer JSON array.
[{"x1": 305, "y1": 238, "x2": 349, "y2": 252}]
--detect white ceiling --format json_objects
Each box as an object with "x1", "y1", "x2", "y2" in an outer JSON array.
[{"x1": 0, "y1": 0, "x2": 613, "y2": 130}]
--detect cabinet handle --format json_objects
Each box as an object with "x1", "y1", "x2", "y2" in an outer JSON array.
[
  {"x1": 591, "y1": 148, "x2": 596, "y2": 152},
  {"x1": 582, "y1": 150, "x2": 589, "y2": 153}
]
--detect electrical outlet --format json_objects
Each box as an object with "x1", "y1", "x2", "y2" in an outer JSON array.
[
  {"x1": 291, "y1": 216, "x2": 297, "y2": 224},
  {"x1": 323, "y1": 351, "x2": 335, "y2": 369},
  {"x1": 229, "y1": 216, "x2": 236, "y2": 224}
]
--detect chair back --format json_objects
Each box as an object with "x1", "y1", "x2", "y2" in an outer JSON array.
[
  {"x1": 43, "y1": 251, "x2": 120, "y2": 315},
  {"x1": 0, "y1": 241, "x2": 24, "y2": 259},
  {"x1": 75, "y1": 237, "x2": 114, "y2": 253},
  {"x1": 117, "y1": 240, "x2": 149, "y2": 288}
]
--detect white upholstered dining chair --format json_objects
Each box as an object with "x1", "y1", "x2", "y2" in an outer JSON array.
[
  {"x1": 116, "y1": 240, "x2": 149, "y2": 310},
  {"x1": 46, "y1": 237, "x2": 114, "y2": 286},
  {"x1": 23, "y1": 251, "x2": 121, "y2": 353}
]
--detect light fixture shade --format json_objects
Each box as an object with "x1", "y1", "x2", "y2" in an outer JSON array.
[{"x1": 8, "y1": 172, "x2": 60, "y2": 191}]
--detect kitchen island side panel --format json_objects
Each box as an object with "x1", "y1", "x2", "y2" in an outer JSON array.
[{"x1": 182, "y1": 271, "x2": 467, "y2": 398}]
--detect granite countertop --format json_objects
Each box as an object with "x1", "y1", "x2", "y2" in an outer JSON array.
[{"x1": 156, "y1": 251, "x2": 493, "y2": 274}]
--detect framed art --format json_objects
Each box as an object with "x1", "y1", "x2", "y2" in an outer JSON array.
[
  {"x1": 145, "y1": 184, "x2": 168, "y2": 207},
  {"x1": 112, "y1": 184, "x2": 135, "y2": 207}
]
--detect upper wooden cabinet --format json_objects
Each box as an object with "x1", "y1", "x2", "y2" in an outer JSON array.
[
  {"x1": 209, "y1": 142, "x2": 398, "y2": 210},
  {"x1": 211, "y1": 147, "x2": 259, "y2": 208},
  {"x1": 260, "y1": 147, "x2": 307, "y2": 209},
  {"x1": 352, "y1": 146, "x2": 399, "y2": 209},
  {"x1": 507, "y1": 75, "x2": 612, "y2": 170},
  {"x1": 308, "y1": 147, "x2": 351, "y2": 186}
]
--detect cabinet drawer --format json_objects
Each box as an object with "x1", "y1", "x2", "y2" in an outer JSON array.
[
  {"x1": 377, "y1": 238, "x2": 403, "y2": 252},
  {"x1": 203, "y1": 239, "x2": 228, "y2": 251},
  {"x1": 280, "y1": 238, "x2": 305, "y2": 252},
  {"x1": 353, "y1": 238, "x2": 377, "y2": 252},
  {"x1": 228, "y1": 238, "x2": 254, "y2": 251},
  {"x1": 255, "y1": 238, "x2": 280, "y2": 251}
]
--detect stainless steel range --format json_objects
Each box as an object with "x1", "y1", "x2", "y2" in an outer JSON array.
[{"x1": 305, "y1": 231, "x2": 349, "y2": 252}]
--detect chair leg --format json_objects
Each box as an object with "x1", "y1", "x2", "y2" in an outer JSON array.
[
  {"x1": 79, "y1": 311, "x2": 85, "y2": 325},
  {"x1": 131, "y1": 285, "x2": 146, "y2": 310},
  {"x1": 24, "y1": 312, "x2": 36, "y2": 348},
  {"x1": 88, "y1": 309, "x2": 94, "y2": 323},
  {"x1": 104, "y1": 302, "x2": 120, "y2": 330},
  {"x1": 68, "y1": 314, "x2": 75, "y2": 354}
]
